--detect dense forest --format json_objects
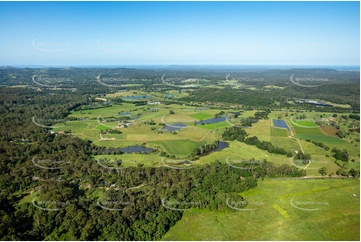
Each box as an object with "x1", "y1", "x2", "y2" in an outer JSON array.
[{"x1": 181, "y1": 84, "x2": 360, "y2": 110}]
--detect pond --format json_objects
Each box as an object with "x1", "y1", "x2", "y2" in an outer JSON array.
[
  {"x1": 119, "y1": 112, "x2": 132, "y2": 117},
  {"x1": 195, "y1": 107, "x2": 208, "y2": 111},
  {"x1": 100, "y1": 146, "x2": 153, "y2": 154},
  {"x1": 161, "y1": 123, "x2": 187, "y2": 132},
  {"x1": 273, "y1": 119, "x2": 290, "y2": 130},
  {"x1": 201, "y1": 141, "x2": 229, "y2": 156},
  {"x1": 195, "y1": 117, "x2": 227, "y2": 125},
  {"x1": 123, "y1": 95, "x2": 152, "y2": 99},
  {"x1": 120, "y1": 146, "x2": 153, "y2": 153}
]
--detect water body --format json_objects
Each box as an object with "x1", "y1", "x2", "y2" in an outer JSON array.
[
  {"x1": 297, "y1": 99, "x2": 333, "y2": 107},
  {"x1": 120, "y1": 146, "x2": 153, "y2": 153},
  {"x1": 119, "y1": 112, "x2": 132, "y2": 117},
  {"x1": 201, "y1": 141, "x2": 229, "y2": 156},
  {"x1": 123, "y1": 95, "x2": 151, "y2": 99},
  {"x1": 162, "y1": 123, "x2": 187, "y2": 132},
  {"x1": 195, "y1": 107, "x2": 208, "y2": 111},
  {"x1": 196, "y1": 117, "x2": 227, "y2": 125},
  {"x1": 273, "y1": 119, "x2": 290, "y2": 130},
  {"x1": 101, "y1": 146, "x2": 153, "y2": 154},
  {"x1": 230, "y1": 111, "x2": 240, "y2": 115}
]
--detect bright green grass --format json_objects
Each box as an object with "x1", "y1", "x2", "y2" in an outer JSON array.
[
  {"x1": 270, "y1": 127, "x2": 288, "y2": 137},
  {"x1": 198, "y1": 141, "x2": 290, "y2": 166},
  {"x1": 302, "y1": 155, "x2": 341, "y2": 176},
  {"x1": 176, "y1": 127, "x2": 211, "y2": 141},
  {"x1": 94, "y1": 153, "x2": 163, "y2": 167},
  {"x1": 198, "y1": 122, "x2": 230, "y2": 130},
  {"x1": 294, "y1": 120, "x2": 318, "y2": 127},
  {"x1": 289, "y1": 122, "x2": 359, "y2": 157},
  {"x1": 270, "y1": 137, "x2": 301, "y2": 152},
  {"x1": 348, "y1": 161, "x2": 361, "y2": 170},
  {"x1": 247, "y1": 120, "x2": 271, "y2": 141},
  {"x1": 54, "y1": 107, "x2": 359, "y2": 169},
  {"x1": 52, "y1": 121, "x2": 101, "y2": 140},
  {"x1": 149, "y1": 140, "x2": 200, "y2": 158},
  {"x1": 189, "y1": 113, "x2": 213, "y2": 120},
  {"x1": 162, "y1": 179, "x2": 360, "y2": 241},
  {"x1": 299, "y1": 140, "x2": 328, "y2": 156}
]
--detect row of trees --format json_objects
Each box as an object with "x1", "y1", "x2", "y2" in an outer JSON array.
[{"x1": 222, "y1": 127, "x2": 290, "y2": 156}]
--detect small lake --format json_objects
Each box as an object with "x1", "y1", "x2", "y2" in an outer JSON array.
[
  {"x1": 201, "y1": 141, "x2": 229, "y2": 156},
  {"x1": 195, "y1": 117, "x2": 227, "y2": 125},
  {"x1": 120, "y1": 146, "x2": 153, "y2": 153},
  {"x1": 119, "y1": 112, "x2": 132, "y2": 116},
  {"x1": 123, "y1": 95, "x2": 152, "y2": 99},
  {"x1": 273, "y1": 119, "x2": 290, "y2": 130},
  {"x1": 162, "y1": 123, "x2": 187, "y2": 132}
]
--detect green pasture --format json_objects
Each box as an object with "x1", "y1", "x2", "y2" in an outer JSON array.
[{"x1": 162, "y1": 179, "x2": 360, "y2": 241}]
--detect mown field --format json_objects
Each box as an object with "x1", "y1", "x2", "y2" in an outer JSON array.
[{"x1": 162, "y1": 178, "x2": 360, "y2": 241}]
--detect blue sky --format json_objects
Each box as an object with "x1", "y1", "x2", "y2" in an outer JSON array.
[{"x1": 0, "y1": 1, "x2": 359, "y2": 66}]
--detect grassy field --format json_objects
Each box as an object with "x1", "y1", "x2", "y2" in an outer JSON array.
[
  {"x1": 51, "y1": 103, "x2": 359, "y2": 171},
  {"x1": 247, "y1": 119, "x2": 272, "y2": 142},
  {"x1": 149, "y1": 140, "x2": 200, "y2": 158},
  {"x1": 270, "y1": 137, "x2": 301, "y2": 152},
  {"x1": 270, "y1": 127, "x2": 288, "y2": 137},
  {"x1": 162, "y1": 178, "x2": 360, "y2": 241},
  {"x1": 198, "y1": 122, "x2": 230, "y2": 130},
  {"x1": 189, "y1": 113, "x2": 213, "y2": 120},
  {"x1": 198, "y1": 141, "x2": 290, "y2": 166}
]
